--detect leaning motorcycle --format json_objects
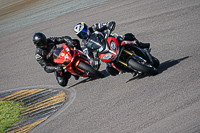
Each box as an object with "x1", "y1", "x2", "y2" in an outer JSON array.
[
  {"x1": 86, "y1": 31, "x2": 159, "y2": 76},
  {"x1": 53, "y1": 43, "x2": 104, "y2": 78}
]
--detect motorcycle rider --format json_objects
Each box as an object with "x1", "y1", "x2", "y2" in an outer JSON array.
[
  {"x1": 74, "y1": 21, "x2": 157, "y2": 76},
  {"x1": 33, "y1": 32, "x2": 81, "y2": 87}
]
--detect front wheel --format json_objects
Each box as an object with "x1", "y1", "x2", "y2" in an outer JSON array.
[
  {"x1": 151, "y1": 56, "x2": 160, "y2": 68},
  {"x1": 78, "y1": 61, "x2": 104, "y2": 78},
  {"x1": 128, "y1": 59, "x2": 158, "y2": 75}
]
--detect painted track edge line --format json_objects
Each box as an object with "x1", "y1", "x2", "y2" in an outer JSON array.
[{"x1": 0, "y1": 85, "x2": 76, "y2": 132}]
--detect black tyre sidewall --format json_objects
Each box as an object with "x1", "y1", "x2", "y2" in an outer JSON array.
[
  {"x1": 152, "y1": 56, "x2": 160, "y2": 68},
  {"x1": 78, "y1": 61, "x2": 104, "y2": 78},
  {"x1": 128, "y1": 59, "x2": 158, "y2": 75}
]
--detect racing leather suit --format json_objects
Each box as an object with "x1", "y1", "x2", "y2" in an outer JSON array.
[
  {"x1": 81, "y1": 21, "x2": 116, "y2": 48},
  {"x1": 80, "y1": 21, "x2": 116, "y2": 69},
  {"x1": 35, "y1": 36, "x2": 80, "y2": 87}
]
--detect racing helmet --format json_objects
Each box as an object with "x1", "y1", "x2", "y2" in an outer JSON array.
[
  {"x1": 74, "y1": 22, "x2": 90, "y2": 39},
  {"x1": 33, "y1": 32, "x2": 47, "y2": 49}
]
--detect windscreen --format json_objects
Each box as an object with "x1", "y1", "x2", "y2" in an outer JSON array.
[
  {"x1": 87, "y1": 32, "x2": 107, "y2": 52},
  {"x1": 53, "y1": 45, "x2": 64, "y2": 59}
]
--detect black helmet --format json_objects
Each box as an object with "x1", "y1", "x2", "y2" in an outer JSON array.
[{"x1": 33, "y1": 32, "x2": 47, "y2": 49}]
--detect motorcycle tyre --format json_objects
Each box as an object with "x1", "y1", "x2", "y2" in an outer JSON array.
[
  {"x1": 128, "y1": 59, "x2": 158, "y2": 75},
  {"x1": 78, "y1": 61, "x2": 104, "y2": 78},
  {"x1": 151, "y1": 56, "x2": 160, "y2": 68}
]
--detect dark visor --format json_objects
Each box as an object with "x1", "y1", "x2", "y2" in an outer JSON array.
[{"x1": 77, "y1": 26, "x2": 88, "y2": 39}]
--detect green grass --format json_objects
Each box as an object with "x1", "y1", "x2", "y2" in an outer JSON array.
[{"x1": 0, "y1": 100, "x2": 26, "y2": 133}]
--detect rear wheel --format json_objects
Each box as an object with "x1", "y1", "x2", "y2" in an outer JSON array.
[
  {"x1": 78, "y1": 61, "x2": 104, "y2": 78},
  {"x1": 128, "y1": 59, "x2": 158, "y2": 75}
]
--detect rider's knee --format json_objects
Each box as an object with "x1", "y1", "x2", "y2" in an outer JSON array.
[
  {"x1": 55, "y1": 71, "x2": 70, "y2": 87},
  {"x1": 57, "y1": 78, "x2": 68, "y2": 87}
]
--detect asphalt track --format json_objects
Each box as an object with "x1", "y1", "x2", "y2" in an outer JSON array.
[{"x1": 0, "y1": 0, "x2": 200, "y2": 133}]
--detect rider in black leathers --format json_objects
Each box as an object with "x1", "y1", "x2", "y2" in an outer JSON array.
[
  {"x1": 33, "y1": 32, "x2": 81, "y2": 87},
  {"x1": 74, "y1": 21, "x2": 154, "y2": 76}
]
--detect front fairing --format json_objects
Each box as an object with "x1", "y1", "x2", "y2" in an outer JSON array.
[
  {"x1": 87, "y1": 32, "x2": 107, "y2": 52},
  {"x1": 53, "y1": 44, "x2": 75, "y2": 67},
  {"x1": 98, "y1": 37, "x2": 120, "y2": 63}
]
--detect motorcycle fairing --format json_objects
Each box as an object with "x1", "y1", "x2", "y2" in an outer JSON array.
[
  {"x1": 99, "y1": 53, "x2": 116, "y2": 63},
  {"x1": 74, "y1": 59, "x2": 90, "y2": 73},
  {"x1": 98, "y1": 36, "x2": 119, "y2": 63},
  {"x1": 53, "y1": 43, "x2": 97, "y2": 77},
  {"x1": 107, "y1": 37, "x2": 119, "y2": 53},
  {"x1": 53, "y1": 43, "x2": 75, "y2": 67},
  {"x1": 120, "y1": 40, "x2": 135, "y2": 46}
]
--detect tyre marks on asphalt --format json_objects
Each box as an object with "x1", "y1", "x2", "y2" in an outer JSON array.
[{"x1": 0, "y1": 88, "x2": 67, "y2": 133}]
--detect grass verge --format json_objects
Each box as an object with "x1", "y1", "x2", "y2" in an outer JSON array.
[{"x1": 0, "y1": 100, "x2": 26, "y2": 133}]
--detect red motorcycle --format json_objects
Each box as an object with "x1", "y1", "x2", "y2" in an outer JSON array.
[
  {"x1": 87, "y1": 31, "x2": 159, "y2": 76},
  {"x1": 53, "y1": 43, "x2": 104, "y2": 78}
]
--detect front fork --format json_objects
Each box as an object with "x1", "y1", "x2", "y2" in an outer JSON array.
[
  {"x1": 142, "y1": 49, "x2": 154, "y2": 65},
  {"x1": 117, "y1": 49, "x2": 146, "y2": 67}
]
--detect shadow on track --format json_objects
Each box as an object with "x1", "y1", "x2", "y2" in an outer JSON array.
[
  {"x1": 68, "y1": 70, "x2": 109, "y2": 88},
  {"x1": 126, "y1": 56, "x2": 191, "y2": 83},
  {"x1": 157, "y1": 56, "x2": 191, "y2": 74}
]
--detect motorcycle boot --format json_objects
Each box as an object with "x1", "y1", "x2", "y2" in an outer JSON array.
[
  {"x1": 138, "y1": 42, "x2": 150, "y2": 49},
  {"x1": 73, "y1": 75, "x2": 80, "y2": 80},
  {"x1": 138, "y1": 42, "x2": 151, "y2": 53},
  {"x1": 123, "y1": 33, "x2": 151, "y2": 52}
]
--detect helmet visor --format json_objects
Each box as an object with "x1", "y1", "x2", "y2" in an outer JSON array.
[
  {"x1": 34, "y1": 41, "x2": 47, "y2": 49},
  {"x1": 77, "y1": 26, "x2": 88, "y2": 39},
  {"x1": 35, "y1": 42, "x2": 43, "y2": 48}
]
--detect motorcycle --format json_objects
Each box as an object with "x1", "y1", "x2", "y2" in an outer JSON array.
[
  {"x1": 86, "y1": 31, "x2": 159, "y2": 76},
  {"x1": 53, "y1": 43, "x2": 104, "y2": 78}
]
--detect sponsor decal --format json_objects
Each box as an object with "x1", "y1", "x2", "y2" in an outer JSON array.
[
  {"x1": 61, "y1": 53, "x2": 65, "y2": 56},
  {"x1": 65, "y1": 55, "x2": 68, "y2": 59},
  {"x1": 103, "y1": 54, "x2": 113, "y2": 60},
  {"x1": 110, "y1": 40, "x2": 116, "y2": 51},
  {"x1": 65, "y1": 48, "x2": 69, "y2": 52}
]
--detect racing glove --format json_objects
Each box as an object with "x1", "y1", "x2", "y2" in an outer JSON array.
[{"x1": 55, "y1": 66, "x2": 63, "y2": 72}]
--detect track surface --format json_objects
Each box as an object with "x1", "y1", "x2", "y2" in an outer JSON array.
[{"x1": 0, "y1": 0, "x2": 200, "y2": 132}]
